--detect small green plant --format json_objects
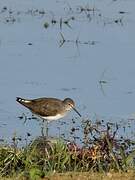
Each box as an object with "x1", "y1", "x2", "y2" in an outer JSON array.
[{"x1": 44, "y1": 22, "x2": 49, "y2": 29}]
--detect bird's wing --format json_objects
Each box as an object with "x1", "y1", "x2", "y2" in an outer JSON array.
[{"x1": 30, "y1": 100, "x2": 62, "y2": 117}]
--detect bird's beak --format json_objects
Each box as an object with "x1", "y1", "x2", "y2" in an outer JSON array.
[{"x1": 72, "y1": 107, "x2": 81, "y2": 117}]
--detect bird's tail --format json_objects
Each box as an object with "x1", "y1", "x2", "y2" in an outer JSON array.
[{"x1": 16, "y1": 97, "x2": 31, "y2": 106}]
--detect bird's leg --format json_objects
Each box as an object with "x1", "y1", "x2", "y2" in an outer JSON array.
[
  {"x1": 41, "y1": 120, "x2": 45, "y2": 137},
  {"x1": 46, "y1": 121, "x2": 49, "y2": 137},
  {"x1": 41, "y1": 120, "x2": 49, "y2": 137}
]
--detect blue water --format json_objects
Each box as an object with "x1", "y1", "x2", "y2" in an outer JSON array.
[{"x1": 0, "y1": 0, "x2": 135, "y2": 144}]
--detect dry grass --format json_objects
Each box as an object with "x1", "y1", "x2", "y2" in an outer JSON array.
[
  {"x1": 2, "y1": 171, "x2": 135, "y2": 180},
  {"x1": 43, "y1": 171, "x2": 135, "y2": 180}
]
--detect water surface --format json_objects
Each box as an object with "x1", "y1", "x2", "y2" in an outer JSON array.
[{"x1": 0, "y1": 0, "x2": 135, "y2": 144}]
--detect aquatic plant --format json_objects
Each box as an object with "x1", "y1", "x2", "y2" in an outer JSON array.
[{"x1": 0, "y1": 120, "x2": 135, "y2": 179}]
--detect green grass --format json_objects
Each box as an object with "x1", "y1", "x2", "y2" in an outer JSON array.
[{"x1": 0, "y1": 121, "x2": 135, "y2": 179}]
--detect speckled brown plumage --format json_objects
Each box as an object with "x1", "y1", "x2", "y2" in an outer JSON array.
[{"x1": 16, "y1": 97, "x2": 81, "y2": 120}]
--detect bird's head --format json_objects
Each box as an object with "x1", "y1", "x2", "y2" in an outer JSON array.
[{"x1": 63, "y1": 98, "x2": 81, "y2": 117}]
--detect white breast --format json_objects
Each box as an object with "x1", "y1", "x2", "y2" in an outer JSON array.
[{"x1": 42, "y1": 114, "x2": 65, "y2": 121}]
